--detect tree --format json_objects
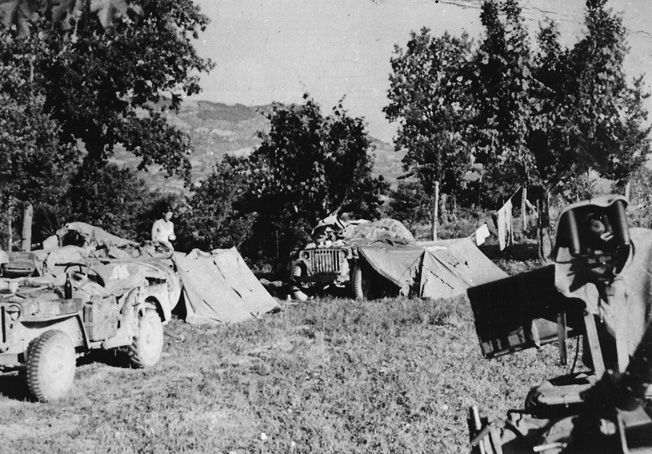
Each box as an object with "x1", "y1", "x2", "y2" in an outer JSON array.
[
  {"x1": 63, "y1": 162, "x2": 154, "y2": 239},
  {"x1": 387, "y1": 180, "x2": 432, "y2": 233},
  {"x1": 385, "y1": 0, "x2": 649, "y2": 258},
  {"x1": 0, "y1": 0, "x2": 144, "y2": 39},
  {"x1": 0, "y1": 0, "x2": 212, "y2": 245},
  {"x1": 1, "y1": 0, "x2": 212, "y2": 183},
  {"x1": 385, "y1": 29, "x2": 475, "y2": 199},
  {"x1": 177, "y1": 156, "x2": 257, "y2": 252},
  {"x1": 244, "y1": 95, "x2": 388, "y2": 267},
  {"x1": 36, "y1": 0, "x2": 212, "y2": 181},
  {"x1": 527, "y1": 0, "x2": 649, "y2": 255},
  {"x1": 627, "y1": 165, "x2": 652, "y2": 230},
  {"x1": 0, "y1": 35, "x2": 78, "y2": 249},
  {"x1": 469, "y1": 0, "x2": 554, "y2": 254},
  {"x1": 531, "y1": 0, "x2": 648, "y2": 186},
  {"x1": 474, "y1": 0, "x2": 648, "y2": 257}
]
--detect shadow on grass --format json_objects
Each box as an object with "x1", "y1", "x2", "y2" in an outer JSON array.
[
  {"x1": 0, "y1": 373, "x2": 32, "y2": 401},
  {"x1": 77, "y1": 349, "x2": 136, "y2": 369},
  {"x1": 0, "y1": 352, "x2": 131, "y2": 402},
  {"x1": 480, "y1": 241, "x2": 541, "y2": 262}
]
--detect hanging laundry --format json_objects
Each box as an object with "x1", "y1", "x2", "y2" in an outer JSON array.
[
  {"x1": 474, "y1": 223, "x2": 491, "y2": 246},
  {"x1": 497, "y1": 199, "x2": 513, "y2": 251}
]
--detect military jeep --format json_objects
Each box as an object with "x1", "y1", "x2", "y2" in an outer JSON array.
[
  {"x1": 0, "y1": 259, "x2": 178, "y2": 402},
  {"x1": 289, "y1": 217, "x2": 416, "y2": 300},
  {"x1": 289, "y1": 245, "x2": 370, "y2": 299}
]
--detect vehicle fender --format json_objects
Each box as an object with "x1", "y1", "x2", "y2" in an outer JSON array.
[{"x1": 20, "y1": 314, "x2": 87, "y2": 350}]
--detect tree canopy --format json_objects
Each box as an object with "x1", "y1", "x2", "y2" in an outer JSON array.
[
  {"x1": 385, "y1": 30, "x2": 475, "y2": 197},
  {"x1": 177, "y1": 156, "x2": 257, "y2": 252},
  {"x1": 1, "y1": 0, "x2": 212, "y2": 183},
  {"x1": 242, "y1": 95, "x2": 388, "y2": 266},
  {"x1": 0, "y1": 0, "x2": 213, "y2": 249},
  {"x1": 385, "y1": 0, "x2": 649, "y2": 209},
  {"x1": 37, "y1": 0, "x2": 213, "y2": 180},
  {"x1": 0, "y1": 35, "x2": 77, "y2": 208}
]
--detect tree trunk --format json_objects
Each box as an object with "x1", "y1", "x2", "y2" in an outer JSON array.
[
  {"x1": 450, "y1": 194, "x2": 457, "y2": 222},
  {"x1": 537, "y1": 192, "x2": 552, "y2": 261},
  {"x1": 21, "y1": 202, "x2": 33, "y2": 252},
  {"x1": 440, "y1": 192, "x2": 448, "y2": 224},
  {"x1": 521, "y1": 186, "x2": 528, "y2": 232},
  {"x1": 432, "y1": 181, "x2": 440, "y2": 241},
  {"x1": 7, "y1": 201, "x2": 13, "y2": 252}
]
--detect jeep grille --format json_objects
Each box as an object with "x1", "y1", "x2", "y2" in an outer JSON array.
[{"x1": 309, "y1": 249, "x2": 341, "y2": 274}]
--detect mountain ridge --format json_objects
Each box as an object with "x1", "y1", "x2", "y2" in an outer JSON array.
[{"x1": 111, "y1": 100, "x2": 403, "y2": 193}]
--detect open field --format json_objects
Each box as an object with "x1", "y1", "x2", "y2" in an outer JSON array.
[{"x1": 0, "y1": 293, "x2": 578, "y2": 454}]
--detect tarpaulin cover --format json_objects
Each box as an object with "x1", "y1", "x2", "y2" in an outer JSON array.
[
  {"x1": 57, "y1": 222, "x2": 138, "y2": 248},
  {"x1": 173, "y1": 247, "x2": 280, "y2": 324},
  {"x1": 358, "y1": 237, "x2": 508, "y2": 299}
]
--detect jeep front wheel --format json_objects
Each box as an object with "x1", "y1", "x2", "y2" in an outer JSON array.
[
  {"x1": 127, "y1": 306, "x2": 163, "y2": 368},
  {"x1": 26, "y1": 330, "x2": 76, "y2": 402},
  {"x1": 351, "y1": 263, "x2": 374, "y2": 300}
]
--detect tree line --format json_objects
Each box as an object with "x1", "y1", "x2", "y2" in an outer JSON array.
[
  {"x1": 1, "y1": 0, "x2": 650, "y2": 270},
  {"x1": 385, "y1": 0, "x2": 650, "y2": 256}
]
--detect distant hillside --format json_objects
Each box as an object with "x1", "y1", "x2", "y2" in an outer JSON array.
[{"x1": 111, "y1": 100, "x2": 403, "y2": 193}]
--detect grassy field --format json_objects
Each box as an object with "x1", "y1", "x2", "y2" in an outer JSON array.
[{"x1": 0, "y1": 290, "x2": 579, "y2": 454}]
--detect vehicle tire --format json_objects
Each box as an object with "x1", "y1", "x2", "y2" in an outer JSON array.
[
  {"x1": 351, "y1": 263, "x2": 375, "y2": 300},
  {"x1": 126, "y1": 306, "x2": 163, "y2": 369},
  {"x1": 26, "y1": 330, "x2": 76, "y2": 402},
  {"x1": 291, "y1": 264, "x2": 303, "y2": 281}
]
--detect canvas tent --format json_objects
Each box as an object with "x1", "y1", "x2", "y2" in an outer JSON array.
[
  {"x1": 173, "y1": 248, "x2": 280, "y2": 324},
  {"x1": 359, "y1": 237, "x2": 508, "y2": 300},
  {"x1": 308, "y1": 215, "x2": 507, "y2": 300}
]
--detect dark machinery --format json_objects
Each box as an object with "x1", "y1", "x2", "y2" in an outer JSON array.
[{"x1": 467, "y1": 196, "x2": 652, "y2": 454}]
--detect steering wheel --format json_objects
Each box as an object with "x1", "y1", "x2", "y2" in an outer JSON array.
[{"x1": 64, "y1": 263, "x2": 103, "y2": 285}]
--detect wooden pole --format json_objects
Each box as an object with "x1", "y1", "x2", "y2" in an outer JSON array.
[{"x1": 432, "y1": 181, "x2": 440, "y2": 241}]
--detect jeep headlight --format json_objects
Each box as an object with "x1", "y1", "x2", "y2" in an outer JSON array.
[
  {"x1": 5, "y1": 304, "x2": 21, "y2": 321},
  {"x1": 301, "y1": 251, "x2": 311, "y2": 260}
]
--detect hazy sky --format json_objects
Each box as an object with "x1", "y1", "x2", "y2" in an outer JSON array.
[{"x1": 190, "y1": 0, "x2": 652, "y2": 142}]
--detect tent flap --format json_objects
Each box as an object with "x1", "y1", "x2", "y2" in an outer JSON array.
[
  {"x1": 173, "y1": 248, "x2": 280, "y2": 324},
  {"x1": 358, "y1": 246, "x2": 424, "y2": 296}
]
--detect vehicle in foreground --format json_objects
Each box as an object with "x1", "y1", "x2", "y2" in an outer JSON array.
[
  {"x1": 467, "y1": 196, "x2": 652, "y2": 453},
  {"x1": 0, "y1": 258, "x2": 178, "y2": 402}
]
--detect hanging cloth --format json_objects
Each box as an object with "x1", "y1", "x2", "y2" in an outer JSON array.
[{"x1": 497, "y1": 199, "x2": 513, "y2": 251}]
